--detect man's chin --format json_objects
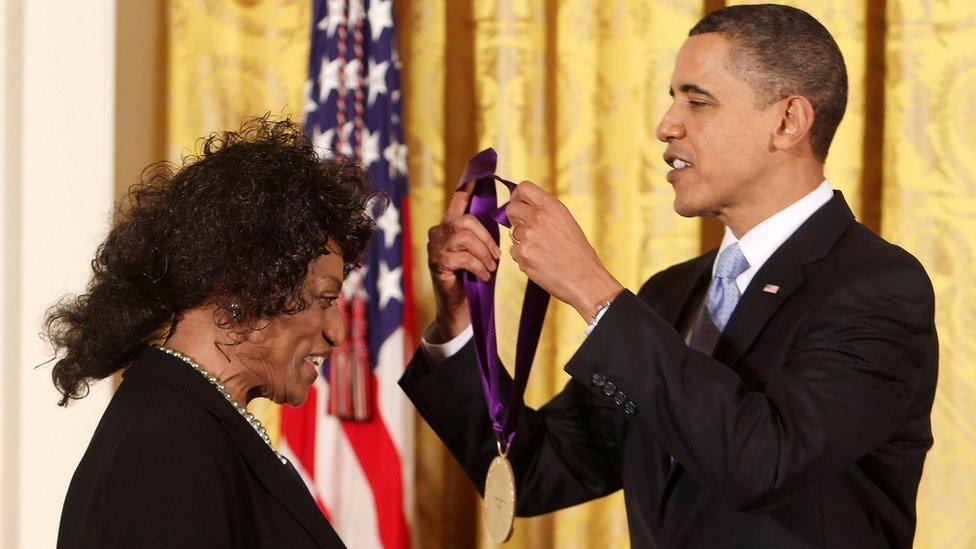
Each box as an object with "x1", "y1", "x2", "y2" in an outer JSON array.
[{"x1": 672, "y1": 199, "x2": 706, "y2": 219}]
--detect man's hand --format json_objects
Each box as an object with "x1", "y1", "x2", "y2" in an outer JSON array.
[
  {"x1": 506, "y1": 181, "x2": 624, "y2": 322},
  {"x1": 426, "y1": 181, "x2": 501, "y2": 342}
]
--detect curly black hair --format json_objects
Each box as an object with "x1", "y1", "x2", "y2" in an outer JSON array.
[{"x1": 45, "y1": 116, "x2": 378, "y2": 405}]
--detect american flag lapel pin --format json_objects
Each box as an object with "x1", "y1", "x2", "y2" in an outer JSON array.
[{"x1": 763, "y1": 284, "x2": 780, "y2": 294}]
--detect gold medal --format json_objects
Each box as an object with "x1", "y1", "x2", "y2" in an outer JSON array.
[{"x1": 484, "y1": 453, "x2": 516, "y2": 543}]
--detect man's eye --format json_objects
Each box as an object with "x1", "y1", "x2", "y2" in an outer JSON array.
[
  {"x1": 319, "y1": 295, "x2": 338, "y2": 309},
  {"x1": 688, "y1": 99, "x2": 708, "y2": 107}
]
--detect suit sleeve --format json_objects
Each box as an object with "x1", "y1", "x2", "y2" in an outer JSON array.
[
  {"x1": 565, "y1": 256, "x2": 937, "y2": 511},
  {"x1": 72, "y1": 422, "x2": 233, "y2": 548},
  {"x1": 400, "y1": 342, "x2": 628, "y2": 516}
]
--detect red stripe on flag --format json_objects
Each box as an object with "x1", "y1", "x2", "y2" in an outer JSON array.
[{"x1": 340, "y1": 373, "x2": 411, "y2": 549}]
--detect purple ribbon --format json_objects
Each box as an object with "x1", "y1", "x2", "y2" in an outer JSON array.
[{"x1": 458, "y1": 148, "x2": 550, "y2": 450}]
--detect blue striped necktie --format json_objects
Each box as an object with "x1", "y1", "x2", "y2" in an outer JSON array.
[{"x1": 688, "y1": 242, "x2": 750, "y2": 354}]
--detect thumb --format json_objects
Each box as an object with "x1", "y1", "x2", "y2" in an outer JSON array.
[{"x1": 445, "y1": 180, "x2": 474, "y2": 220}]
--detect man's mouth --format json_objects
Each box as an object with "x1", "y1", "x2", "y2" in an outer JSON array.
[
  {"x1": 304, "y1": 355, "x2": 327, "y2": 368},
  {"x1": 665, "y1": 154, "x2": 694, "y2": 171}
]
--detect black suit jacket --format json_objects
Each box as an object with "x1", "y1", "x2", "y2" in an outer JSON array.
[
  {"x1": 58, "y1": 346, "x2": 345, "y2": 548},
  {"x1": 400, "y1": 194, "x2": 938, "y2": 548}
]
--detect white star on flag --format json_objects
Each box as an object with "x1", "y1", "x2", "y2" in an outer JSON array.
[
  {"x1": 312, "y1": 126, "x2": 336, "y2": 159},
  {"x1": 367, "y1": 59, "x2": 389, "y2": 105},
  {"x1": 302, "y1": 79, "x2": 317, "y2": 117},
  {"x1": 377, "y1": 261, "x2": 403, "y2": 309},
  {"x1": 374, "y1": 204, "x2": 401, "y2": 248},
  {"x1": 318, "y1": 0, "x2": 347, "y2": 37},
  {"x1": 361, "y1": 128, "x2": 381, "y2": 168},
  {"x1": 368, "y1": 0, "x2": 394, "y2": 39},
  {"x1": 342, "y1": 265, "x2": 369, "y2": 301},
  {"x1": 384, "y1": 138, "x2": 408, "y2": 177},
  {"x1": 318, "y1": 58, "x2": 342, "y2": 102}
]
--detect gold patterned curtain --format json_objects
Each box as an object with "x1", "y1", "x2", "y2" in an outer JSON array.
[
  {"x1": 167, "y1": 0, "x2": 310, "y2": 160},
  {"x1": 884, "y1": 2, "x2": 976, "y2": 547},
  {"x1": 164, "y1": 0, "x2": 975, "y2": 547}
]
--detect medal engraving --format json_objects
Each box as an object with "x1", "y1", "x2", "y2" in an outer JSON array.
[{"x1": 484, "y1": 455, "x2": 516, "y2": 543}]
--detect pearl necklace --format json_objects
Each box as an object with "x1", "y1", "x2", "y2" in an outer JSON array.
[{"x1": 154, "y1": 345, "x2": 288, "y2": 465}]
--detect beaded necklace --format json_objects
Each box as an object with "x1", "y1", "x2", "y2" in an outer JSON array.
[{"x1": 154, "y1": 345, "x2": 287, "y2": 465}]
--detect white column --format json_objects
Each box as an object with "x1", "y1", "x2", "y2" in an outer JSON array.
[{"x1": 1, "y1": 1, "x2": 116, "y2": 547}]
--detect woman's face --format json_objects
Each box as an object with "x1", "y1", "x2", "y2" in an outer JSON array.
[{"x1": 241, "y1": 251, "x2": 345, "y2": 406}]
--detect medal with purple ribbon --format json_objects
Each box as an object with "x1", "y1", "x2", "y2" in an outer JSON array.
[{"x1": 458, "y1": 148, "x2": 549, "y2": 543}]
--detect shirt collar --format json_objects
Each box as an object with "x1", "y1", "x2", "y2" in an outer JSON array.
[{"x1": 716, "y1": 179, "x2": 834, "y2": 293}]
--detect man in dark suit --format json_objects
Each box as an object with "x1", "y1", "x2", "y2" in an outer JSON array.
[{"x1": 401, "y1": 4, "x2": 937, "y2": 547}]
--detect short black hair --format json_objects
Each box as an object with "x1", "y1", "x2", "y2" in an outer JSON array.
[
  {"x1": 46, "y1": 116, "x2": 378, "y2": 405},
  {"x1": 690, "y1": 4, "x2": 847, "y2": 161}
]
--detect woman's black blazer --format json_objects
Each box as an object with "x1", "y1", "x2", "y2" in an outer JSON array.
[{"x1": 58, "y1": 346, "x2": 345, "y2": 548}]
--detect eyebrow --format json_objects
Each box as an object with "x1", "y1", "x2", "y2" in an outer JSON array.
[
  {"x1": 669, "y1": 83, "x2": 717, "y2": 99},
  {"x1": 320, "y1": 276, "x2": 343, "y2": 290}
]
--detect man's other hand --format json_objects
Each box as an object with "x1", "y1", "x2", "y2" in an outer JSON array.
[{"x1": 426, "y1": 181, "x2": 501, "y2": 342}]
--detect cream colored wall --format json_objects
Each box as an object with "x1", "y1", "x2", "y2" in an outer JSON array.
[{"x1": 1, "y1": 0, "x2": 117, "y2": 547}]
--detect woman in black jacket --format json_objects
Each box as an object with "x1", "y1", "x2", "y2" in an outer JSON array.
[{"x1": 48, "y1": 117, "x2": 376, "y2": 548}]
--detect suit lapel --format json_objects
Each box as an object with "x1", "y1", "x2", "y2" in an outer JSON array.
[
  {"x1": 711, "y1": 192, "x2": 855, "y2": 367},
  {"x1": 129, "y1": 348, "x2": 340, "y2": 547}
]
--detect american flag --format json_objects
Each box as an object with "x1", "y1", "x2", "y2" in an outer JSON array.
[{"x1": 280, "y1": 0, "x2": 415, "y2": 547}]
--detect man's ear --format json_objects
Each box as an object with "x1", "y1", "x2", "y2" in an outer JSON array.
[{"x1": 772, "y1": 95, "x2": 815, "y2": 152}]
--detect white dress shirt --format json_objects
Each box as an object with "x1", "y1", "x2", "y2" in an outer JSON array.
[{"x1": 421, "y1": 180, "x2": 834, "y2": 364}]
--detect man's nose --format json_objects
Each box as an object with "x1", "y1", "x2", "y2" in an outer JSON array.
[{"x1": 656, "y1": 107, "x2": 685, "y2": 142}]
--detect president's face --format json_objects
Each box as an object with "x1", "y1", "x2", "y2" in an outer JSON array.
[{"x1": 656, "y1": 33, "x2": 782, "y2": 219}]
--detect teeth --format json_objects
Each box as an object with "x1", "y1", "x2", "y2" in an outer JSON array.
[{"x1": 673, "y1": 159, "x2": 690, "y2": 169}]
